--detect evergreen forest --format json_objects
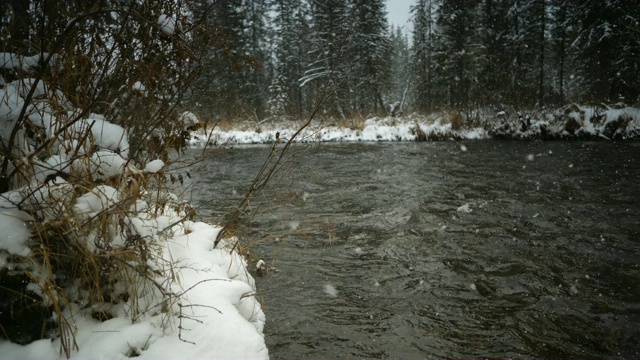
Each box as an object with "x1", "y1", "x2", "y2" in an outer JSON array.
[{"x1": 188, "y1": 0, "x2": 640, "y2": 121}]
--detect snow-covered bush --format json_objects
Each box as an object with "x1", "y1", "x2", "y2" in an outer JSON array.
[
  {"x1": 486, "y1": 105, "x2": 640, "y2": 140},
  {"x1": 0, "y1": 1, "x2": 242, "y2": 357}
]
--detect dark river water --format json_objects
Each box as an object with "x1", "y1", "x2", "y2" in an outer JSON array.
[{"x1": 186, "y1": 141, "x2": 640, "y2": 359}]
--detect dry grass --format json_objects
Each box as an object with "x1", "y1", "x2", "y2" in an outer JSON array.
[
  {"x1": 413, "y1": 121, "x2": 427, "y2": 141},
  {"x1": 448, "y1": 111, "x2": 467, "y2": 131},
  {"x1": 336, "y1": 113, "x2": 368, "y2": 131},
  {"x1": 12, "y1": 166, "x2": 185, "y2": 356}
]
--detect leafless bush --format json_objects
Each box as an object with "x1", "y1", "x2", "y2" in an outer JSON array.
[{"x1": 0, "y1": 1, "x2": 207, "y2": 356}]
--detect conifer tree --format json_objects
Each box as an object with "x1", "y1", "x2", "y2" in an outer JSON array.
[
  {"x1": 346, "y1": 0, "x2": 392, "y2": 115},
  {"x1": 476, "y1": 0, "x2": 512, "y2": 106},
  {"x1": 389, "y1": 26, "x2": 411, "y2": 111},
  {"x1": 269, "y1": 0, "x2": 311, "y2": 118},
  {"x1": 189, "y1": 0, "x2": 269, "y2": 119},
  {"x1": 410, "y1": 0, "x2": 438, "y2": 112},
  {"x1": 571, "y1": 0, "x2": 640, "y2": 103},
  {"x1": 433, "y1": 0, "x2": 480, "y2": 109},
  {"x1": 301, "y1": 0, "x2": 351, "y2": 118},
  {"x1": 504, "y1": 0, "x2": 547, "y2": 107},
  {"x1": 549, "y1": 0, "x2": 579, "y2": 104}
]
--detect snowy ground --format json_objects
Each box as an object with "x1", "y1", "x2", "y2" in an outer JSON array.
[
  {"x1": 188, "y1": 106, "x2": 640, "y2": 146},
  {"x1": 0, "y1": 208, "x2": 268, "y2": 359}
]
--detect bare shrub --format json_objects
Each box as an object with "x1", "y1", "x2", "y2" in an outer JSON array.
[
  {"x1": 413, "y1": 121, "x2": 427, "y2": 141},
  {"x1": 0, "y1": 1, "x2": 206, "y2": 356},
  {"x1": 449, "y1": 111, "x2": 466, "y2": 131}
]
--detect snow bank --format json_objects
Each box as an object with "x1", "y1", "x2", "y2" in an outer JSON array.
[
  {"x1": 489, "y1": 105, "x2": 640, "y2": 140},
  {"x1": 188, "y1": 106, "x2": 640, "y2": 145},
  {"x1": 187, "y1": 115, "x2": 484, "y2": 145},
  {"x1": 189, "y1": 117, "x2": 441, "y2": 146},
  {"x1": 0, "y1": 218, "x2": 268, "y2": 359}
]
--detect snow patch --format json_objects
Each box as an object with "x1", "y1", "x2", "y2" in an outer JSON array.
[
  {"x1": 158, "y1": 14, "x2": 178, "y2": 35},
  {"x1": 179, "y1": 111, "x2": 200, "y2": 128},
  {"x1": 73, "y1": 185, "x2": 120, "y2": 217},
  {"x1": 0, "y1": 207, "x2": 32, "y2": 257},
  {"x1": 132, "y1": 81, "x2": 147, "y2": 96},
  {"x1": 143, "y1": 159, "x2": 165, "y2": 174},
  {"x1": 0, "y1": 220, "x2": 268, "y2": 359}
]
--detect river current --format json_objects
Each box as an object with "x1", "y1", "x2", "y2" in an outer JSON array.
[{"x1": 186, "y1": 141, "x2": 640, "y2": 359}]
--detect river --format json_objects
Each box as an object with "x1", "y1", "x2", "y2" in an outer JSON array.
[{"x1": 186, "y1": 141, "x2": 640, "y2": 359}]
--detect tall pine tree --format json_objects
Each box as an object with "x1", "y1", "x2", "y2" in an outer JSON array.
[
  {"x1": 411, "y1": 0, "x2": 438, "y2": 112},
  {"x1": 433, "y1": 0, "x2": 480, "y2": 109},
  {"x1": 571, "y1": 0, "x2": 640, "y2": 102},
  {"x1": 301, "y1": 0, "x2": 351, "y2": 118},
  {"x1": 389, "y1": 25, "x2": 411, "y2": 112},
  {"x1": 268, "y1": 0, "x2": 310, "y2": 118},
  {"x1": 346, "y1": 0, "x2": 391, "y2": 115}
]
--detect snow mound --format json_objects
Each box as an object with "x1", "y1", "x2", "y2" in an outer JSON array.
[
  {"x1": 143, "y1": 159, "x2": 165, "y2": 174},
  {"x1": 0, "y1": 72, "x2": 266, "y2": 359},
  {"x1": 179, "y1": 111, "x2": 200, "y2": 128},
  {"x1": 0, "y1": 200, "x2": 32, "y2": 257},
  {"x1": 74, "y1": 185, "x2": 120, "y2": 217},
  {"x1": 132, "y1": 81, "x2": 147, "y2": 96},
  {"x1": 0, "y1": 220, "x2": 268, "y2": 359},
  {"x1": 0, "y1": 52, "x2": 52, "y2": 72}
]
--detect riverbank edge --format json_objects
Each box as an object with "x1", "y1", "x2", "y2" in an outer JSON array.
[{"x1": 188, "y1": 106, "x2": 640, "y2": 146}]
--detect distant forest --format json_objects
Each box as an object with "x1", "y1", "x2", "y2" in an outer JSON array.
[
  {"x1": 187, "y1": 0, "x2": 639, "y2": 121},
  {"x1": 3, "y1": 1, "x2": 636, "y2": 120}
]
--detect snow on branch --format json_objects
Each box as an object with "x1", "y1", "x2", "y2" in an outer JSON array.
[{"x1": 0, "y1": 52, "x2": 55, "y2": 72}]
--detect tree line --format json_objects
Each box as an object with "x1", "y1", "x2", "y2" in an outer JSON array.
[
  {"x1": 188, "y1": 0, "x2": 640, "y2": 121},
  {"x1": 188, "y1": 0, "x2": 390, "y2": 121},
  {"x1": 3, "y1": 1, "x2": 638, "y2": 122},
  {"x1": 411, "y1": 0, "x2": 640, "y2": 113}
]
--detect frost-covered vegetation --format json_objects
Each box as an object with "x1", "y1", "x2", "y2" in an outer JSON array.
[
  {"x1": 190, "y1": 105, "x2": 640, "y2": 145},
  {"x1": 0, "y1": 1, "x2": 267, "y2": 358}
]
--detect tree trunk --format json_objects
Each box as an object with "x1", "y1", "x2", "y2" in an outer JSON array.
[
  {"x1": 557, "y1": 2, "x2": 566, "y2": 105},
  {"x1": 7, "y1": 0, "x2": 29, "y2": 53},
  {"x1": 538, "y1": 0, "x2": 545, "y2": 106}
]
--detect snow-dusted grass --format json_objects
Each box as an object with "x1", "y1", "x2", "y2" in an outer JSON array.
[
  {"x1": 189, "y1": 105, "x2": 640, "y2": 145},
  {"x1": 190, "y1": 115, "x2": 480, "y2": 145}
]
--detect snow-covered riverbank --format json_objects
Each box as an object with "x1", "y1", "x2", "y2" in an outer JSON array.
[
  {"x1": 0, "y1": 203, "x2": 268, "y2": 359},
  {"x1": 189, "y1": 105, "x2": 640, "y2": 145},
  {"x1": 1, "y1": 79, "x2": 267, "y2": 358}
]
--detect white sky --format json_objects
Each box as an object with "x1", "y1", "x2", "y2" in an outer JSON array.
[{"x1": 386, "y1": 0, "x2": 413, "y2": 32}]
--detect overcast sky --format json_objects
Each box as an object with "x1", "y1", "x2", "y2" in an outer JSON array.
[{"x1": 386, "y1": 0, "x2": 413, "y2": 32}]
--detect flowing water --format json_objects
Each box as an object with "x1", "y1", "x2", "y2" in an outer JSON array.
[{"x1": 186, "y1": 141, "x2": 640, "y2": 359}]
